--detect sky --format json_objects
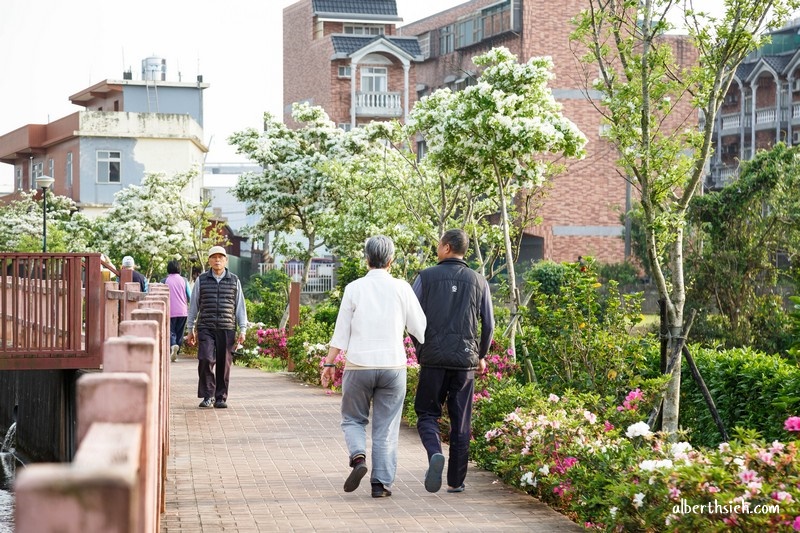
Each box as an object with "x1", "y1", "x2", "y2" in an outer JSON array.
[{"x1": 0, "y1": 0, "x2": 464, "y2": 188}]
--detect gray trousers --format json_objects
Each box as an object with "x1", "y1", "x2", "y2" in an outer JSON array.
[{"x1": 340, "y1": 368, "x2": 406, "y2": 487}]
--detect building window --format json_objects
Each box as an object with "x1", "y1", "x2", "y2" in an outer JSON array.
[
  {"x1": 456, "y1": 17, "x2": 481, "y2": 49},
  {"x1": 66, "y1": 152, "x2": 73, "y2": 187},
  {"x1": 439, "y1": 24, "x2": 455, "y2": 54},
  {"x1": 418, "y1": 33, "x2": 430, "y2": 59},
  {"x1": 360, "y1": 67, "x2": 387, "y2": 92},
  {"x1": 15, "y1": 166, "x2": 22, "y2": 190},
  {"x1": 416, "y1": 140, "x2": 427, "y2": 162},
  {"x1": 482, "y1": 1, "x2": 511, "y2": 38},
  {"x1": 344, "y1": 24, "x2": 383, "y2": 35},
  {"x1": 338, "y1": 123, "x2": 352, "y2": 132},
  {"x1": 48, "y1": 158, "x2": 54, "y2": 178},
  {"x1": 32, "y1": 162, "x2": 43, "y2": 189},
  {"x1": 338, "y1": 65, "x2": 352, "y2": 78},
  {"x1": 97, "y1": 151, "x2": 121, "y2": 183}
]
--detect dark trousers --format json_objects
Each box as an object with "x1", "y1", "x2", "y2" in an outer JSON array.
[
  {"x1": 414, "y1": 366, "x2": 474, "y2": 489},
  {"x1": 197, "y1": 328, "x2": 235, "y2": 401},
  {"x1": 170, "y1": 316, "x2": 187, "y2": 347}
]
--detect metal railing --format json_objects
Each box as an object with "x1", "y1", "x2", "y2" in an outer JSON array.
[
  {"x1": 259, "y1": 262, "x2": 335, "y2": 294},
  {"x1": 0, "y1": 253, "x2": 104, "y2": 370}
]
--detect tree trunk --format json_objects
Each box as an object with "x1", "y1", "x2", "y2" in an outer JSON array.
[{"x1": 497, "y1": 179, "x2": 520, "y2": 361}]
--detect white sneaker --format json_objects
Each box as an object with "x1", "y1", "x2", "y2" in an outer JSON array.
[{"x1": 170, "y1": 345, "x2": 179, "y2": 362}]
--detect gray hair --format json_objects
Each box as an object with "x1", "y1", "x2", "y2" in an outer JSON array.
[{"x1": 364, "y1": 235, "x2": 395, "y2": 269}]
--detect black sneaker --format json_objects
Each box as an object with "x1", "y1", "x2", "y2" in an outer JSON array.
[
  {"x1": 344, "y1": 457, "x2": 367, "y2": 492},
  {"x1": 371, "y1": 482, "x2": 392, "y2": 498},
  {"x1": 214, "y1": 400, "x2": 227, "y2": 409},
  {"x1": 424, "y1": 452, "x2": 445, "y2": 493},
  {"x1": 199, "y1": 398, "x2": 213, "y2": 408}
]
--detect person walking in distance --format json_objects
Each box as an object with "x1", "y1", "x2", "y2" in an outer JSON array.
[
  {"x1": 411, "y1": 229, "x2": 494, "y2": 493},
  {"x1": 121, "y1": 255, "x2": 148, "y2": 292},
  {"x1": 321, "y1": 236, "x2": 426, "y2": 498},
  {"x1": 186, "y1": 246, "x2": 247, "y2": 409},
  {"x1": 163, "y1": 259, "x2": 191, "y2": 362}
]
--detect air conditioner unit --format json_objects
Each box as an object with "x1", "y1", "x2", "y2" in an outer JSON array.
[{"x1": 793, "y1": 131, "x2": 800, "y2": 144}]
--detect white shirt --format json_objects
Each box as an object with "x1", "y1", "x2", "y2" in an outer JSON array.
[{"x1": 329, "y1": 269, "x2": 426, "y2": 367}]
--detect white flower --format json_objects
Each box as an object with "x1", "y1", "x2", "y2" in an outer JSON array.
[
  {"x1": 625, "y1": 422, "x2": 653, "y2": 439},
  {"x1": 639, "y1": 459, "x2": 674, "y2": 471},
  {"x1": 538, "y1": 464, "x2": 550, "y2": 475},
  {"x1": 632, "y1": 492, "x2": 645, "y2": 509},
  {"x1": 520, "y1": 472, "x2": 535, "y2": 486},
  {"x1": 609, "y1": 507, "x2": 618, "y2": 518},
  {"x1": 671, "y1": 441, "x2": 693, "y2": 461},
  {"x1": 548, "y1": 393, "x2": 560, "y2": 402},
  {"x1": 583, "y1": 410, "x2": 597, "y2": 424},
  {"x1": 719, "y1": 442, "x2": 731, "y2": 453}
]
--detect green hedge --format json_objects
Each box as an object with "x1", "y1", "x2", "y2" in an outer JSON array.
[{"x1": 680, "y1": 345, "x2": 800, "y2": 447}]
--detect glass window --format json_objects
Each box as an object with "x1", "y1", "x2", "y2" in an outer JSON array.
[
  {"x1": 48, "y1": 158, "x2": 54, "y2": 178},
  {"x1": 344, "y1": 24, "x2": 383, "y2": 35},
  {"x1": 360, "y1": 67, "x2": 387, "y2": 92},
  {"x1": 15, "y1": 166, "x2": 22, "y2": 190},
  {"x1": 338, "y1": 65, "x2": 352, "y2": 78},
  {"x1": 66, "y1": 152, "x2": 73, "y2": 187},
  {"x1": 32, "y1": 162, "x2": 43, "y2": 189},
  {"x1": 97, "y1": 151, "x2": 121, "y2": 183},
  {"x1": 439, "y1": 25, "x2": 454, "y2": 54}
]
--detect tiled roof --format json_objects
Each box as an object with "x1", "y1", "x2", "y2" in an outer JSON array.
[
  {"x1": 312, "y1": 0, "x2": 398, "y2": 17},
  {"x1": 735, "y1": 62, "x2": 756, "y2": 81},
  {"x1": 331, "y1": 35, "x2": 422, "y2": 58},
  {"x1": 763, "y1": 55, "x2": 791, "y2": 73}
]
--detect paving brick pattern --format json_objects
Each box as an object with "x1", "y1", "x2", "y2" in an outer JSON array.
[{"x1": 162, "y1": 360, "x2": 583, "y2": 532}]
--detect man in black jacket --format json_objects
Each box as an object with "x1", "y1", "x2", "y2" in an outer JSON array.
[
  {"x1": 411, "y1": 229, "x2": 494, "y2": 493},
  {"x1": 186, "y1": 246, "x2": 247, "y2": 409}
]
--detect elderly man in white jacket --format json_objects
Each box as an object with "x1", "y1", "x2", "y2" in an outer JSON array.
[{"x1": 321, "y1": 235, "x2": 426, "y2": 499}]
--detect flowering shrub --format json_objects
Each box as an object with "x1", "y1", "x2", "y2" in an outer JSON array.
[
  {"x1": 255, "y1": 328, "x2": 289, "y2": 361},
  {"x1": 472, "y1": 382, "x2": 800, "y2": 532}
]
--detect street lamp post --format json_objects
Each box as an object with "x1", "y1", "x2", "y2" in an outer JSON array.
[{"x1": 35, "y1": 175, "x2": 55, "y2": 253}]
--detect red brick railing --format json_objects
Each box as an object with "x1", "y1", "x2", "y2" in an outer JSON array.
[{"x1": 14, "y1": 282, "x2": 172, "y2": 533}]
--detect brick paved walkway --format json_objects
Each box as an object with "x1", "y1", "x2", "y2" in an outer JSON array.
[{"x1": 161, "y1": 359, "x2": 582, "y2": 532}]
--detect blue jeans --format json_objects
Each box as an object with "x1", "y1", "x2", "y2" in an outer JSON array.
[{"x1": 340, "y1": 368, "x2": 406, "y2": 487}]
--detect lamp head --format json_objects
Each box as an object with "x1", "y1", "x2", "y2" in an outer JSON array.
[{"x1": 35, "y1": 175, "x2": 55, "y2": 190}]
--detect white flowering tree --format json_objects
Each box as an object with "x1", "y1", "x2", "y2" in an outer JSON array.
[
  {"x1": 409, "y1": 47, "x2": 587, "y2": 349},
  {"x1": 230, "y1": 103, "x2": 342, "y2": 286},
  {"x1": 321, "y1": 120, "x2": 509, "y2": 280},
  {"x1": 0, "y1": 191, "x2": 93, "y2": 252},
  {"x1": 95, "y1": 168, "x2": 219, "y2": 279},
  {"x1": 571, "y1": 0, "x2": 799, "y2": 434}
]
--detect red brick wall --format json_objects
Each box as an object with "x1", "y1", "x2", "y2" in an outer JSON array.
[{"x1": 283, "y1": 1, "x2": 335, "y2": 126}]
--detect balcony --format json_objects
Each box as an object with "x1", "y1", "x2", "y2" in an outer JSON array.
[{"x1": 355, "y1": 91, "x2": 402, "y2": 118}]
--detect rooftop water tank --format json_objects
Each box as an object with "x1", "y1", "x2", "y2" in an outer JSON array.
[{"x1": 142, "y1": 57, "x2": 166, "y2": 81}]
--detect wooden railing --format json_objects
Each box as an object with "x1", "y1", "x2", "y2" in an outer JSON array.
[{"x1": 0, "y1": 253, "x2": 104, "y2": 370}]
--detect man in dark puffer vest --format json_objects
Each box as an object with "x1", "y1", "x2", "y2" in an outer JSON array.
[
  {"x1": 411, "y1": 229, "x2": 494, "y2": 494},
  {"x1": 187, "y1": 246, "x2": 248, "y2": 409}
]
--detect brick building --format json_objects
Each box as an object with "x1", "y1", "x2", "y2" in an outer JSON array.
[
  {"x1": 284, "y1": 0, "x2": 697, "y2": 264},
  {"x1": 283, "y1": 0, "x2": 422, "y2": 129}
]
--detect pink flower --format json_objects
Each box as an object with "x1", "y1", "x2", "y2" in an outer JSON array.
[
  {"x1": 773, "y1": 491, "x2": 794, "y2": 503},
  {"x1": 739, "y1": 469, "x2": 760, "y2": 484},
  {"x1": 784, "y1": 416, "x2": 800, "y2": 432},
  {"x1": 793, "y1": 516, "x2": 800, "y2": 531},
  {"x1": 507, "y1": 348, "x2": 515, "y2": 356},
  {"x1": 669, "y1": 486, "x2": 681, "y2": 500},
  {"x1": 548, "y1": 394, "x2": 560, "y2": 403},
  {"x1": 603, "y1": 420, "x2": 614, "y2": 432}
]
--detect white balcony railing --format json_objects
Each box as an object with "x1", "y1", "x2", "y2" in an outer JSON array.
[
  {"x1": 259, "y1": 262, "x2": 335, "y2": 294},
  {"x1": 755, "y1": 107, "x2": 777, "y2": 127},
  {"x1": 720, "y1": 113, "x2": 741, "y2": 131},
  {"x1": 355, "y1": 91, "x2": 402, "y2": 117}
]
